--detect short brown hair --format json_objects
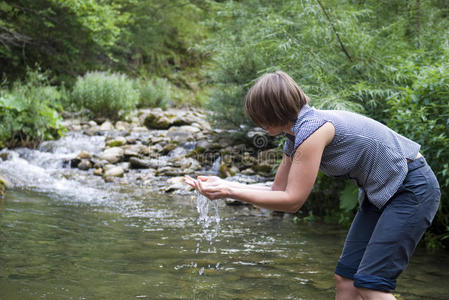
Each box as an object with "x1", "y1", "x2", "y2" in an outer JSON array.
[{"x1": 244, "y1": 71, "x2": 309, "y2": 128}]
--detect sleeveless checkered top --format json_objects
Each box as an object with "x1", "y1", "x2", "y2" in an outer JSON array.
[{"x1": 283, "y1": 105, "x2": 420, "y2": 209}]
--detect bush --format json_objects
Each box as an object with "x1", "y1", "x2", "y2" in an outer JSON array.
[
  {"x1": 138, "y1": 77, "x2": 171, "y2": 109},
  {"x1": 0, "y1": 69, "x2": 65, "y2": 148},
  {"x1": 71, "y1": 71, "x2": 139, "y2": 120},
  {"x1": 388, "y1": 63, "x2": 449, "y2": 248}
]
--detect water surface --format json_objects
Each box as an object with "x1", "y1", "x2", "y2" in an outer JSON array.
[{"x1": 1, "y1": 190, "x2": 448, "y2": 299}]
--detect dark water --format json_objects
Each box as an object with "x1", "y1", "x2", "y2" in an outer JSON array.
[{"x1": 0, "y1": 190, "x2": 448, "y2": 300}]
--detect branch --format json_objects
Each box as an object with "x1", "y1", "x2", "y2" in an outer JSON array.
[{"x1": 315, "y1": 0, "x2": 353, "y2": 62}]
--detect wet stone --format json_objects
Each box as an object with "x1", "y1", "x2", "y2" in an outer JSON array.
[{"x1": 78, "y1": 159, "x2": 92, "y2": 171}]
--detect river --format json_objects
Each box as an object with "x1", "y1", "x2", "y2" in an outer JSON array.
[{"x1": 0, "y1": 132, "x2": 448, "y2": 299}]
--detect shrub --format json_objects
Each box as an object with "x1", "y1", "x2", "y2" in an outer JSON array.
[
  {"x1": 388, "y1": 63, "x2": 449, "y2": 248},
  {"x1": 138, "y1": 77, "x2": 171, "y2": 109},
  {"x1": 0, "y1": 69, "x2": 65, "y2": 148},
  {"x1": 71, "y1": 71, "x2": 139, "y2": 120}
]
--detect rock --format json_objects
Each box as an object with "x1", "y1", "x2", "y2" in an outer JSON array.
[
  {"x1": 99, "y1": 147, "x2": 124, "y2": 164},
  {"x1": 164, "y1": 176, "x2": 193, "y2": 193},
  {"x1": 70, "y1": 158, "x2": 81, "y2": 168},
  {"x1": 144, "y1": 113, "x2": 172, "y2": 129},
  {"x1": 166, "y1": 125, "x2": 199, "y2": 143},
  {"x1": 106, "y1": 136, "x2": 127, "y2": 147},
  {"x1": 180, "y1": 157, "x2": 201, "y2": 171},
  {"x1": 195, "y1": 140, "x2": 211, "y2": 152},
  {"x1": 77, "y1": 150, "x2": 92, "y2": 160},
  {"x1": 241, "y1": 168, "x2": 256, "y2": 175},
  {"x1": 118, "y1": 162, "x2": 130, "y2": 171},
  {"x1": 104, "y1": 166, "x2": 124, "y2": 177},
  {"x1": 78, "y1": 159, "x2": 92, "y2": 170},
  {"x1": 219, "y1": 163, "x2": 234, "y2": 178},
  {"x1": 161, "y1": 143, "x2": 178, "y2": 155},
  {"x1": 93, "y1": 168, "x2": 103, "y2": 176},
  {"x1": 130, "y1": 126, "x2": 149, "y2": 133},
  {"x1": 84, "y1": 125, "x2": 101, "y2": 136},
  {"x1": 253, "y1": 163, "x2": 273, "y2": 176},
  {"x1": 103, "y1": 164, "x2": 116, "y2": 172},
  {"x1": 155, "y1": 167, "x2": 184, "y2": 177},
  {"x1": 125, "y1": 136, "x2": 137, "y2": 144},
  {"x1": 0, "y1": 151, "x2": 13, "y2": 161},
  {"x1": 0, "y1": 174, "x2": 11, "y2": 198},
  {"x1": 100, "y1": 120, "x2": 114, "y2": 131},
  {"x1": 129, "y1": 157, "x2": 152, "y2": 169},
  {"x1": 115, "y1": 121, "x2": 131, "y2": 131},
  {"x1": 92, "y1": 159, "x2": 108, "y2": 169}
]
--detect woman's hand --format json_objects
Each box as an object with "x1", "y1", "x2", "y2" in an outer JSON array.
[{"x1": 184, "y1": 175, "x2": 230, "y2": 200}]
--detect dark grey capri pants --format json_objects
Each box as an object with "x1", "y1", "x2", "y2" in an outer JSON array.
[{"x1": 335, "y1": 157, "x2": 441, "y2": 292}]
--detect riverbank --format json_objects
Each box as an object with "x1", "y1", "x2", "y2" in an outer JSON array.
[{"x1": 0, "y1": 107, "x2": 281, "y2": 204}]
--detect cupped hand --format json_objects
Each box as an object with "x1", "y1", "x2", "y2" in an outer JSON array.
[{"x1": 184, "y1": 175, "x2": 230, "y2": 200}]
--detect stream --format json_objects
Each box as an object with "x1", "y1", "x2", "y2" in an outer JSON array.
[{"x1": 0, "y1": 132, "x2": 448, "y2": 299}]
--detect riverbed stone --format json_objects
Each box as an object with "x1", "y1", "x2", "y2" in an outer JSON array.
[
  {"x1": 93, "y1": 168, "x2": 103, "y2": 176},
  {"x1": 180, "y1": 157, "x2": 201, "y2": 171},
  {"x1": 115, "y1": 121, "x2": 131, "y2": 131},
  {"x1": 99, "y1": 147, "x2": 124, "y2": 164},
  {"x1": 0, "y1": 151, "x2": 13, "y2": 161},
  {"x1": 0, "y1": 174, "x2": 11, "y2": 198},
  {"x1": 129, "y1": 157, "x2": 152, "y2": 169},
  {"x1": 100, "y1": 120, "x2": 114, "y2": 131},
  {"x1": 78, "y1": 159, "x2": 92, "y2": 171},
  {"x1": 104, "y1": 166, "x2": 124, "y2": 177},
  {"x1": 164, "y1": 176, "x2": 193, "y2": 193},
  {"x1": 106, "y1": 136, "x2": 127, "y2": 147},
  {"x1": 77, "y1": 150, "x2": 92, "y2": 160}
]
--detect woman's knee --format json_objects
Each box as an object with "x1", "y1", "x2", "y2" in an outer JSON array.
[{"x1": 335, "y1": 274, "x2": 353, "y2": 289}]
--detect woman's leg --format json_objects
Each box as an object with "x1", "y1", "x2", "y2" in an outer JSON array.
[
  {"x1": 335, "y1": 274, "x2": 361, "y2": 300},
  {"x1": 353, "y1": 158, "x2": 441, "y2": 294},
  {"x1": 335, "y1": 200, "x2": 382, "y2": 299},
  {"x1": 357, "y1": 288, "x2": 396, "y2": 300}
]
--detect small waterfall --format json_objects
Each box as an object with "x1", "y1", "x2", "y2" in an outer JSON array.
[{"x1": 0, "y1": 132, "x2": 108, "y2": 204}]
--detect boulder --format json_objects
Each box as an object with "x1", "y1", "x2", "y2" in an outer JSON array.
[
  {"x1": 104, "y1": 166, "x2": 124, "y2": 177},
  {"x1": 115, "y1": 121, "x2": 131, "y2": 131},
  {"x1": 100, "y1": 121, "x2": 114, "y2": 131},
  {"x1": 0, "y1": 174, "x2": 11, "y2": 198},
  {"x1": 78, "y1": 159, "x2": 92, "y2": 171},
  {"x1": 99, "y1": 147, "x2": 124, "y2": 164},
  {"x1": 106, "y1": 136, "x2": 127, "y2": 147},
  {"x1": 77, "y1": 150, "x2": 92, "y2": 160},
  {"x1": 129, "y1": 157, "x2": 152, "y2": 169},
  {"x1": 164, "y1": 176, "x2": 193, "y2": 193}
]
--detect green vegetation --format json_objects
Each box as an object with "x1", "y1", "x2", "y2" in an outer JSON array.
[
  {"x1": 71, "y1": 71, "x2": 139, "y2": 120},
  {"x1": 202, "y1": 0, "x2": 449, "y2": 247},
  {"x1": 138, "y1": 78, "x2": 171, "y2": 110},
  {"x1": 0, "y1": 0, "x2": 448, "y2": 248},
  {"x1": 0, "y1": 69, "x2": 65, "y2": 148}
]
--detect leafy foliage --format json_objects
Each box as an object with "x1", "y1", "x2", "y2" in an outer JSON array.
[
  {"x1": 70, "y1": 71, "x2": 139, "y2": 120},
  {"x1": 138, "y1": 78, "x2": 171, "y2": 109},
  {"x1": 0, "y1": 69, "x2": 65, "y2": 148},
  {"x1": 388, "y1": 62, "x2": 449, "y2": 247}
]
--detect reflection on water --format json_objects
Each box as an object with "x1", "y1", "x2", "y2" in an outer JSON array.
[{"x1": 1, "y1": 190, "x2": 448, "y2": 299}]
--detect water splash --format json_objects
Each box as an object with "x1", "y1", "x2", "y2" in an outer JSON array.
[
  {"x1": 195, "y1": 191, "x2": 220, "y2": 242},
  {"x1": 194, "y1": 191, "x2": 221, "y2": 275}
]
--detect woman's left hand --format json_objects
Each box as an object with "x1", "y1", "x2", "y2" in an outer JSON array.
[{"x1": 184, "y1": 175, "x2": 230, "y2": 200}]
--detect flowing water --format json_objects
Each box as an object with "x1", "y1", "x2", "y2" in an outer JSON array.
[{"x1": 0, "y1": 133, "x2": 449, "y2": 299}]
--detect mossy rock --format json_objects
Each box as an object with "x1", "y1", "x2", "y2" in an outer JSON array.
[
  {"x1": 143, "y1": 114, "x2": 171, "y2": 130},
  {"x1": 219, "y1": 163, "x2": 235, "y2": 178},
  {"x1": 0, "y1": 175, "x2": 11, "y2": 199}
]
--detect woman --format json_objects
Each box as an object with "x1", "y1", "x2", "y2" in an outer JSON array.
[{"x1": 184, "y1": 71, "x2": 440, "y2": 300}]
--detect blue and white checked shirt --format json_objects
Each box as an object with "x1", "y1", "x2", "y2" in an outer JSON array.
[{"x1": 283, "y1": 105, "x2": 420, "y2": 209}]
